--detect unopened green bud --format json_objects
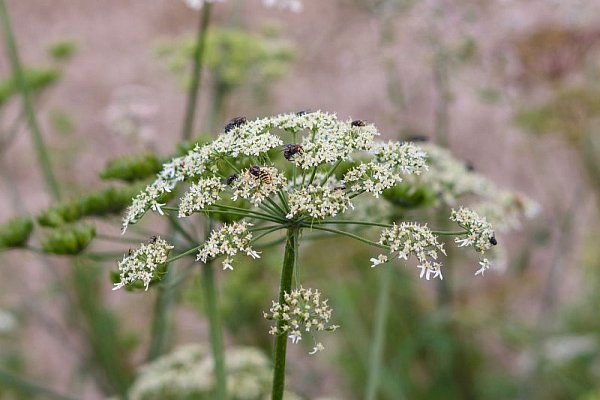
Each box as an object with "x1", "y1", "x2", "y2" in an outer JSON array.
[
  {"x1": 37, "y1": 202, "x2": 82, "y2": 227},
  {"x1": 42, "y1": 224, "x2": 96, "y2": 255},
  {"x1": 100, "y1": 154, "x2": 162, "y2": 182},
  {"x1": 47, "y1": 40, "x2": 78, "y2": 61},
  {"x1": 0, "y1": 217, "x2": 34, "y2": 250},
  {"x1": 38, "y1": 185, "x2": 144, "y2": 227}
]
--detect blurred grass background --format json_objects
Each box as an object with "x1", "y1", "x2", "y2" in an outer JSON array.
[{"x1": 1, "y1": 0, "x2": 600, "y2": 399}]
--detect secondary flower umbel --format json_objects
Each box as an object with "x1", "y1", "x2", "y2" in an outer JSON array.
[
  {"x1": 375, "y1": 222, "x2": 446, "y2": 280},
  {"x1": 113, "y1": 237, "x2": 173, "y2": 290},
  {"x1": 196, "y1": 221, "x2": 260, "y2": 270},
  {"x1": 264, "y1": 287, "x2": 339, "y2": 354}
]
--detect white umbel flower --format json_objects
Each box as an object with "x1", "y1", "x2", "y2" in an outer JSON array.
[
  {"x1": 450, "y1": 207, "x2": 496, "y2": 253},
  {"x1": 196, "y1": 221, "x2": 260, "y2": 270},
  {"x1": 376, "y1": 222, "x2": 446, "y2": 280},
  {"x1": 264, "y1": 287, "x2": 339, "y2": 354},
  {"x1": 113, "y1": 237, "x2": 174, "y2": 291},
  {"x1": 286, "y1": 185, "x2": 353, "y2": 220},
  {"x1": 178, "y1": 177, "x2": 226, "y2": 217}
]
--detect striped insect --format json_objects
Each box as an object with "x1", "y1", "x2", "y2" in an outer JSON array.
[{"x1": 248, "y1": 165, "x2": 272, "y2": 184}]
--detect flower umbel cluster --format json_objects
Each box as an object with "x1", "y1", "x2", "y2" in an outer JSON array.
[
  {"x1": 450, "y1": 207, "x2": 497, "y2": 276},
  {"x1": 178, "y1": 176, "x2": 226, "y2": 217},
  {"x1": 286, "y1": 185, "x2": 353, "y2": 219},
  {"x1": 113, "y1": 237, "x2": 173, "y2": 291},
  {"x1": 196, "y1": 221, "x2": 260, "y2": 270},
  {"x1": 264, "y1": 287, "x2": 339, "y2": 354},
  {"x1": 229, "y1": 166, "x2": 287, "y2": 206},
  {"x1": 375, "y1": 222, "x2": 446, "y2": 280}
]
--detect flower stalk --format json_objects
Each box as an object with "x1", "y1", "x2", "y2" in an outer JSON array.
[
  {"x1": 271, "y1": 225, "x2": 300, "y2": 400},
  {"x1": 181, "y1": 2, "x2": 213, "y2": 140},
  {"x1": 0, "y1": 0, "x2": 61, "y2": 200},
  {"x1": 365, "y1": 265, "x2": 393, "y2": 400},
  {"x1": 201, "y1": 261, "x2": 227, "y2": 400}
]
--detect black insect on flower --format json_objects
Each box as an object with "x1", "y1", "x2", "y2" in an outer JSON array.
[
  {"x1": 295, "y1": 109, "x2": 312, "y2": 116},
  {"x1": 466, "y1": 162, "x2": 475, "y2": 172},
  {"x1": 283, "y1": 144, "x2": 303, "y2": 160},
  {"x1": 149, "y1": 235, "x2": 158, "y2": 244},
  {"x1": 224, "y1": 116, "x2": 248, "y2": 133},
  {"x1": 226, "y1": 174, "x2": 238, "y2": 185},
  {"x1": 334, "y1": 185, "x2": 347, "y2": 191},
  {"x1": 489, "y1": 236, "x2": 498, "y2": 246},
  {"x1": 351, "y1": 119, "x2": 366, "y2": 127}
]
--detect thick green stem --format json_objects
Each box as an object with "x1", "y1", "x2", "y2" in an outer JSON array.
[
  {"x1": 365, "y1": 266, "x2": 393, "y2": 400},
  {"x1": 201, "y1": 262, "x2": 227, "y2": 399},
  {"x1": 181, "y1": 3, "x2": 213, "y2": 140},
  {"x1": 0, "y1": 0, "x2": 61, "y2": 200},
  {"x1": 147, "y1": 264, "x2": 178, "y2": 361},
  {"x1": 271, "y1": 226, "x2": 300, "y2": 400}
]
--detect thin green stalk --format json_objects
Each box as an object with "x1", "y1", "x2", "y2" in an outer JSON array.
[
  {"x1": 0, "y1": 368, "x2": 77, "y2": 400},
  {"x1": 165, "y1": 244, "x2": 204, "y2": 264},
  {"x1": 306, "y1": 166, "x2": 319, "y2": 186},
  {"x1": 320, "y1": 159, "x2": 342, "y2": 185},
  {"x1": 95, "y1": 233, "x2": 147, "y2": 245},
  {"x1": 249, "y1": 225, "x2": 285, "y2": 243},
  {"x1": 201, "y1": 262, "x2": 227, "y2": 399},
  {"x1": 211, "y1": 203, "x2": 286, "y2": 222},
  {"x1": 301, "y1": 224, "x2": 388, "y2": 250},
  {"x1": 168, "y1": 214, "x2": 197, "y2": 244},
  {"x1": 181, "y1": 3, "x2": 213, "y2": 140},
  {"x1": 365, "y1": 266, "x2": 393, "y2": 400},
  {"x1": 265, "y1": 197, "x2": 287, "y2": 217},
  {"x1": 271, "y1": 226, "x2": 300, "y2": 400},
  {"x1": 277, "y1": 190, "x2": 289, "y2": 212},
  {"x1": 258, "y1": 200, "x2": 282, "y2": 216},
  {"x1": 0, "y1": 0, "x2": 61, "y2": 200}
]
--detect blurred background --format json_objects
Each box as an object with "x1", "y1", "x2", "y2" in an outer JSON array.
[{"x1": 1, "y1": 0, "x2": 600, "y2": 399}]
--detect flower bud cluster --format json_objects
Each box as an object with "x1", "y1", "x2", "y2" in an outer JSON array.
[
  {"x1": 41, "y1": 223, "x2": 96, "y2": 255},
  {"x1": 196, "y1": 221, "x2": 260, "y2": 270},
  {"x1": 38, "y1": 185, "x2": 141, "y2": 228},
  {"x1": 286, "y1": 185, "x2": 353, "y2": 219},
  {"x1": 113, "y1": 237, "x2": 174, "y2": 291},
  {"x1": 375, "y1": 222, "x2": 446, "y2": 280},
  {"x1": 0, "y1": 217, "x2": 33, "y2": 250},
  {"x1": 100, "y1": 153, "x2": 161, "y2": 182},
  {"x1": 264, "y1": 287, "x2": 339, "y2": 354}
]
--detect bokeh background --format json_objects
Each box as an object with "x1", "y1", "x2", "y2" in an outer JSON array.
[{"x1": 1, "y1": 0, "x2": 600, "y2": 399}]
